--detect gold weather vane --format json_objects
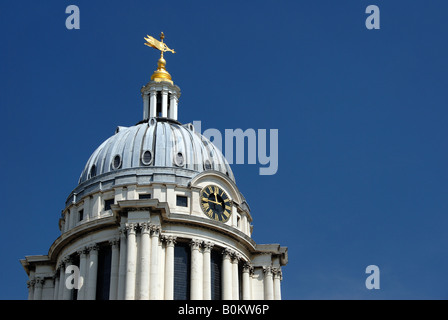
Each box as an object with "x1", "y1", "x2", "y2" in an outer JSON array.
[
  {"x1": 144, "y1": 32, "x2": 176, "y2": 57},
  {"x1": 144, "y1": 32, "x2": 175, "y2": 84}
]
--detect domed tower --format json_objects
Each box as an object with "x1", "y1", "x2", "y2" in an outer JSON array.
[{"x1": 20, "y1": 33, "x2": 288, "y2": 300}]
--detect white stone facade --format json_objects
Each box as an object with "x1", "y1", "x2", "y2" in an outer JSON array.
[{"x1": 21, "y1": 170, "x2": 287, "y2": 300}]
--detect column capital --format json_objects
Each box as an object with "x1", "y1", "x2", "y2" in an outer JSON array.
[
  {"x1": 222, "y1": 248, "x2": 234, "y2": 259},
  {"x1": 242, "y1": 262, "x2": 254, "y2": 274},
  {"x1": 190, "y1": 238, "x2": 202, "y2": 250},
  {"x1": 150, "y1": 224, "x2": 161, "y2": 236},
  {"x1": 272, "y1": 267, "x2": 282, "y2": 280},
  {"x1": 34, "y1": 277, "x2": 44, "y2": 288},
  {"x1": 203, "y1": 241, "x2": 214, "y2": 253},
  {"x1": 109, "y1": 238, "x2": 120, "y2": 247},
  {"x1": 263, "y1": 265, "x2": 273, "y2": 275},
  {"x1": 125, "y1": 223, "x2": 137, "y2": 235},
  {"x1": 139, "y1": 222, "x2": 151, "y2": 234},
  {"x1": 88, "y1": 243, "x2": 99, "y2": 253},
  {"x1": 231, "y1": 252, "x2": 241, "y2": 263},
  {"x1": 27, "y1": 280, "x2": 35, "y2": 288},
  {"x1": 63, "y1": 255, "x2": 72, "y2": 266},
  {"x1": 77, "y1": 247, "x2": 89, "y2": 256},
  {"x1": 162, "y1": 235, "x2": 177, "y2": 247}
]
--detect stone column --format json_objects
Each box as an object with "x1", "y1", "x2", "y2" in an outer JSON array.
[
  {"x1": 138, "y1": 223, "x2": 151, "y2": 300},
  {"x1": 169, "y1": 94, "x2": 178, "y2": 120},
  {"x1": 143, "y1": 93, "x2": 149, "y2": 120},
  {"x1": 125, "y1": 223, "x2": 137, "y2": 300},
  {"x1": 33, "y1": 278, "x2": 44, "y2": 300},
  {"x1": 273, "y1": 268, "x2": 282, "y2": 300},
  {"x1": 117, "y1": 227, "x2": 127, "y2": 300},
  {"x1": 202, "y1": 242, "x2": 213, "y2": 300},
  {"x1": 86, "y1": 244, "x2": 99, "y2": 300},
  {"x1": 161, "y1": 91, "x2": 168, "y2": 117},
  {"x1": 164, "y1": 236, "x2": 176, "y2": 300},
  {"x1": 53, "y1": 276, "x2": 59, "y2": 300},
  {"x1": 77, "y1": 248, "x2": 88, "y2": 300},
  {"x1": 149, "y1": 225, "x2": 160, "y2": 299},
  {"x1": 222, "y1": 249, "x2": 233, "y2": 300},
  {"x1": 242, "y1": 263, "x2": 252, "y2": 300},
  {"x1": 149, "y1": 90, "x2": 157, "y2": 118},
  {"x1": 190, "y1": 239, "x2": 203, "y2": 300},
  {"x1": 57, "y1": 263, "x2": 65, "y2": 300},
  {"x1": 27, "y1": 280, "x2": 35, "y2": 300},
  {"x1": 62, "y1": 257, "x2": 72, "y2": 300},
  {"x1": 231, "y1": 254, "x2": 240, "y2": 300},
  {"x1": 109, "y1": 238, "x2": 120, "y2": 300},
  {"x1": 263, "y1": 266, "x2": 274, "y2": 300}
]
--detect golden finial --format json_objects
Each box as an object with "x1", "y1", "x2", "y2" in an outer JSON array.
[{"x1": 144, "y1": 32, "x2": 176, "y2": 84}]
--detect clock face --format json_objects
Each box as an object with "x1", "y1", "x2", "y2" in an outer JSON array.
[{"x1": 200, "y1": 185, "x2": 232, "y2": 222}]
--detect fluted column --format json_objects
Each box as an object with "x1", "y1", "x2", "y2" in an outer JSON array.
[
  {"x1": 53, "y1": 276, "x2": 59, "y2": 300},
  {"x1": 273, "y1": 268, "x2": 282, "y2": 300},
  {"x1": 149, "y1": 225, "x2": 160, "y2": 299},
  {"x1": 125, "y1": 223, "x2": 137, "y2": 300},
  {"x1": 86, "y1": 244, "x2": 99, "y2": 300},
  {"x1": 164, "y1": 236, "x2": 176, "y2": 300},
  {"x1": 190, "y1": 239, "x2": 203, "y2": 300},
  {"x1": 77, "y1": 248, "x2": 88, "y2": 300},
  {"x1": 139, "y1": 223, "x2": 151, "y2": 300},
  {"x1": 117, "y1": 227, "x2": 127, "y2": 300},
  {"x1": 242, "y1": 263, "x2": 252, "y2": 300},
  {"x1": 231, "y1": 254, "x2": 240, "y2": 300},
  {"x1": 149, "y1": 90, "x2": 157, "y2": 118},
  {"x1": 161, "y1": 91, "x2": 168, "y2": 117},
  {"x1": 222, "y1": 249, "x2": 233, "y2": 300},
  {"x1": 57, "y1": 263, "x2": 65, "y2": 300},
  {"x1": 263, "y1": 266, "x2": 274, "y2": 300},
  {"x1": 33, "y1": 278, "x2": 43, "y2": 300},
  {"x1": 109, "y1": 238, "x2": 120, "y2": 300},
  {"x1": 202, "y1": 242, "x2": 213, "y2": 300},
  {"x1": 169, "y1": 94, "x2": 178, "y2": 120},
  {"x1": 62, "y1": 257, "x2": 72, "y2": 300},
  {"x1": 27, "y1": 280, "x2": 35, "y2": 300},
  {"x1": 143, "y1": 94, "x2": 149, "y2": 120}
]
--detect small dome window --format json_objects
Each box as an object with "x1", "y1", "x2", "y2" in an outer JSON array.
[
  {"x1": 141, "y1": 150, "x2": 153, "y2": 166},
  {"x1": 204, "y1": 160, "x2": 212, "y2": 170},
  {"x1": 111, "y1": 154, "x2": 122, "y2": 170},
  {"x1": 89, "y1": 164, "x2": 96, "y2": 178},
  {"x1": 175, "y1": 152, "x2": 184, "y2": 167}
]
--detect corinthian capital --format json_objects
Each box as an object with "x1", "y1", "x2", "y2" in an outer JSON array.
[{"x1": 189, "y1": 239, "x2": 203, "y2": 250}]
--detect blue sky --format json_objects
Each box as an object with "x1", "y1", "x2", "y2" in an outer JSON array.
[{"x1": 1, "y1": 0, "x2": 447, "y2": 299}]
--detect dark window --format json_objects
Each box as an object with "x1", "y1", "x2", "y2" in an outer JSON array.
[
  {"x1": 174, "y1": 243, "x2": 191, "y2": 300},
  {"x1": 90, "y1": 165, "x2": 96, "y2": 178},
  {"x1": 78, "y1": 209, "x2": 84, "y2": 222},
  {"x1": 210, "y1": 249, "x2": 222, "y2": 300},
  {"x1": 139, "y1": 193, "x2": 152, "y2": 199},
  {"x1": 156, "y1": 92, "x2": 162, "y2": 117},
  {"x1": 104, "y1": 199, "x2": 114, "y2": 211},
  {"x1": 96, "y1": 245, "x2": 112, "y2": 300},
  {"x1": 176, "y1": 195, "x2": 188, "y2": 207}
]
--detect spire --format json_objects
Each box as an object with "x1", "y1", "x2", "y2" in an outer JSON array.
[
  {"x1": 141, "y1": 32, "x2": 181, "y2": 122},
  {"x1": 144, "y1": 32, "x2": 176, "y2": 84}
]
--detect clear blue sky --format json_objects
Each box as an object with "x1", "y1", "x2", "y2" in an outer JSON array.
[{"x1": 1, "y1": 0, "x2": 447, "y2": 299}]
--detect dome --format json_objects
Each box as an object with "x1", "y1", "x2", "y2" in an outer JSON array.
[{"x1": 78, "y1": 118, "x2": 235, "y2": 184}]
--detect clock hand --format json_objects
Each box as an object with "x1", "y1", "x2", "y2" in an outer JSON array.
[{"x1": 202, "y1": 198, "x2": 222, "y2": 206}]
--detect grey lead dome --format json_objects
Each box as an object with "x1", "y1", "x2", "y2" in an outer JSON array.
[{"x1": 78, "y1": 119, "x2": 235, "y2": 184}]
